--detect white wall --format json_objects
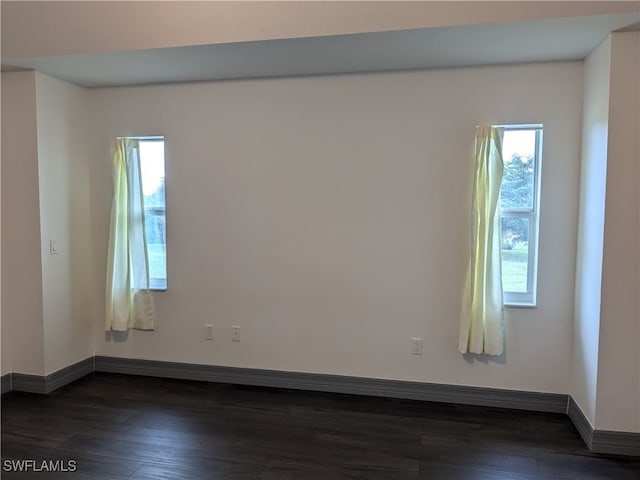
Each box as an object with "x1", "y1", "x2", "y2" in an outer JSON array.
[
  {"x1": 35, "y1": 73, "x2": 93, "y2": 375},
  {"x1": 89, "y1": 62, "x2": 582, "y2": 393},
  {"x1": 1, "y1": 71, "x2": 45, "y2": 376},
  {"x1": 595, "y1": 31, "x2": 640, "y2": 433},
  {"x1": 572, "y1": 37, "x2": 611, "y2": 427}
]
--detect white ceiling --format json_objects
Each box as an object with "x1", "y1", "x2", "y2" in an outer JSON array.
[{"x1": 2, "y1": 12, "x2": 638, "y2": 88}]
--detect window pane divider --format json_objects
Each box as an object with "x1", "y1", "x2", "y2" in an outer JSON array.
[{"x1": 502, "y1": 208, "x2": 534, "y2": 215}]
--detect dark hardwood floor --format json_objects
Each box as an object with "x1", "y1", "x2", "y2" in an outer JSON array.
[{"x1": 2, "y1": 372, "x2": 639, "y2": 479}]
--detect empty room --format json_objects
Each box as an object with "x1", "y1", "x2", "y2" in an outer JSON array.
[{"x1": 1, "y1": 1, "x2": 639, "y2": 479}]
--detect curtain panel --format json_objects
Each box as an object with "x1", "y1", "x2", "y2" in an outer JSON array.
[
  {"x1": 459, "y1": 126, "x2": 505, "y2": 355},
  {"x1": 106, "y1": 138, "x2": 156, "y2": 331}
]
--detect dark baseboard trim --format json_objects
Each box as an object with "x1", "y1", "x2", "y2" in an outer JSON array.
[
  {"x1": 1, "y1": 374, "x2": 11, "y2": 394},
  {"x1": 567, "y1": 396, "x2": 640, "y2": 456},
  {"x1": 11, "y1": 373, "x2": 46, "y2": 394},
  {"x1": 44, "y1": 357, "x2": 94, "y2": 393},
  {"x1": 592, "y1": 430, "x2": 640, "y2": 456},
  {"x1": 568, "y1": 396, "x2": 593, "y2": 449},
  {"x1": 11, "y1": 357, "x2": 94, "y2": 394},
  {"x1": 94, "y1": 356, "x2": 568, "y2": 413}
]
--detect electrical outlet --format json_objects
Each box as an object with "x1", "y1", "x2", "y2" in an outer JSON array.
[
  {"x1": 411, "y1": 337, "x2": 423, "y2": 355},
  {"x1": 232, "y1": 326, "x2": 241, "y2": 342},
  {"x1": 205, "y1": 324, "x2": 214, "y2": 340}
]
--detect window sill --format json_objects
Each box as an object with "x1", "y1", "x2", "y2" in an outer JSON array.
[{"x1": 149, "y1": 278, "x2": 167, "y2": 291}]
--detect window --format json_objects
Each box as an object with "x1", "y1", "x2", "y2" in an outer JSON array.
[
  {"x1": 138, "y1": 137, "x2": 167, "y2": 290},
  {"x1": 499, "y1": 125, "x2": 542, "y2": 306}
]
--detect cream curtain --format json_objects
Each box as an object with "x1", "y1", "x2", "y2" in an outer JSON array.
[
  {"x1": 459, "y1": 126, "x2": 505, "y2": 355},
  {"x1": 106, "y1": 138, "x2": 156, "y2": 331}
]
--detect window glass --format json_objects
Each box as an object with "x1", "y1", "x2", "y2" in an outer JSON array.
[
  {"x1": 139, "y1": 138, "x2": 167, "y2": 290},
  {"x1": 500, "y1": 130, "x2": 536, "y2": 210},
  {"x1": 502, "y1": 217, "x2": 529, "y2": 293}
]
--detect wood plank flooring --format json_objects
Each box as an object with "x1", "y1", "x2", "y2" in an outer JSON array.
[{"x1": 2, "y1": 372, "x2": 639, "y2": 479}]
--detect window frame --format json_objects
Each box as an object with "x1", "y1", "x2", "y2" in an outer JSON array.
[
  {"x1": 498, "y1": 124, "x2": 543, "y2": 307},
  {"x1": 137, "y1": 135, "x2": 167, "y2": 292}
]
